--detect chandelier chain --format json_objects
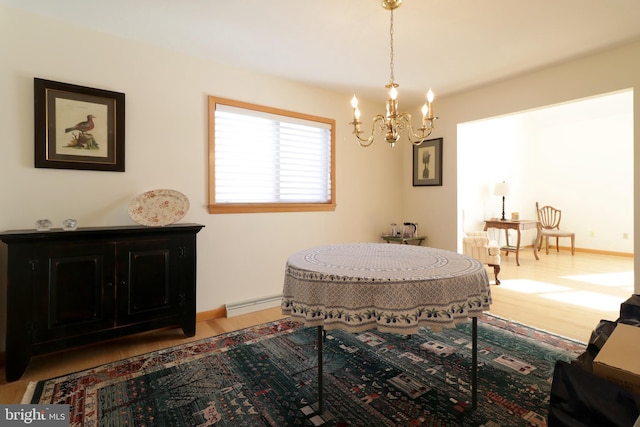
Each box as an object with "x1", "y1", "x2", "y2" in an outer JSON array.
[
  {"x1": 349, "y1": 1, "x2": 437, "y2": 147},
  {"x1": 389, "y1": 8, "x2": 394, "y2": 84}
]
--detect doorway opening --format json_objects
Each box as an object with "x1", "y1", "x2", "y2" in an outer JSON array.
[{"x1": 457, "y1": 89, "x2": 633, "y2": 316}]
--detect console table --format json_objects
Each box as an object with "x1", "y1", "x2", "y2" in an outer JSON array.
[
  {"x1": 380, "y1": 235, "x2": 426, "y2": 245},
  {"x1": 281, "y1": 243, "x2": 491, "y2": 412},
  {"x1": 484, "y1": 218, "x2": 540, "y2": 266},
  {"x1": 0, "y1": 223, "x2": 204, "y2": 381}
]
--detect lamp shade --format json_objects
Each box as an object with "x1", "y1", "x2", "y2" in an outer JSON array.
[{"x1": 494, "y1": 182, "x2": 510, "y2": 196}]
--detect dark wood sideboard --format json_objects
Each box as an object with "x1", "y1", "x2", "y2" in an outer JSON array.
[{"x1": 0, "y1": 223, "x2": 204, "y2": 382}]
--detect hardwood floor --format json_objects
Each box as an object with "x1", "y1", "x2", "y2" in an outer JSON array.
[
  {"x1": 0, "y1": 250, "x2": 633, "y2": 404},
  {"x1": 488, "y1": 250, "x2": 633, "y2": 341}
]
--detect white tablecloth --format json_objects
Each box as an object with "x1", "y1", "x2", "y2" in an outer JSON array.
[{"x1": 281, "y1": 243, "x2": 492, "y2": 334}]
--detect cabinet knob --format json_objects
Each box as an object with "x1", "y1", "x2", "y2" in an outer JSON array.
[{"x1": 106, "y1": 282, "x2": 113, "y2": 287}]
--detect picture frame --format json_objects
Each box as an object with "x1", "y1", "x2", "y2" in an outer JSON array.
[
  {"x1": 34, "y1": 78, "x2": 125, "y2": 172},
  {"x1": 413, "y1": 137, "x2": 443, "y2": 186}
]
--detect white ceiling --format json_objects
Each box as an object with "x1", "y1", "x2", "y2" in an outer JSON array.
[{"x1": 4, "y1": 0, "x2": 640, "y2": 106}]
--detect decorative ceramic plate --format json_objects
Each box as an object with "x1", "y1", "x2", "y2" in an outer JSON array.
[{"x1": 128, "y1": 189, "x2": 190, "y2": 226}]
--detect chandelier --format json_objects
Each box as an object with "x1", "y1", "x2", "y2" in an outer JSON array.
[{"x1": 349, "y1": 0, "x2": 437, "y2": 148}]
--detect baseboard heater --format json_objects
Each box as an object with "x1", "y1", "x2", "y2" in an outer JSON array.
[{"x1": 225, "y1": 294, "x2": 283, "y2": 317}]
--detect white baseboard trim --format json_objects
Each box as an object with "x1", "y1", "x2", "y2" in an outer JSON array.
[{"x1": 225, "y1": 294, "x2": 283, "y2": 317}]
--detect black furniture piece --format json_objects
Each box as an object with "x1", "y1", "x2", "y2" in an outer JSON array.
[
  {"x1": 0, "y1": 223, "x2": 204, "y2": 382},
  {"x1": 549, "y1": 295, "x2": 640, "y2": 426},
  {"x1": 549, "y1": 360, "x2": 640, "y2": 427}
]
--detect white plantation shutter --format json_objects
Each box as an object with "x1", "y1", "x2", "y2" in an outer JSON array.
[{"x1": 212, "y1": 102, "x2": 333, "y2": 209}]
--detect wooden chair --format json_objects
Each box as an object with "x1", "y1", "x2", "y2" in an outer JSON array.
[{"x1": 536, "y1": 202, "x2": 575, "y2": 255}]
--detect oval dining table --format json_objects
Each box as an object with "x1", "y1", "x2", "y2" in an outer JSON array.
[{"x1": 281, "y1": 242, "x2": 492, "y2": 413}]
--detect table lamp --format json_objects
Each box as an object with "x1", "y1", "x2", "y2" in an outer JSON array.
[{"x1": 494, "y1": 181, "x2": 510, "y2": 221}]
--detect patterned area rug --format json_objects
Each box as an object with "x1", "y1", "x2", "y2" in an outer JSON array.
[{"x1": 24, "y1": 314, "x2": 584, "y2": 426}]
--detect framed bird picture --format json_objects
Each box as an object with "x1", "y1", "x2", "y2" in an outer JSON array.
[{"x1": 34, "y1": 78, "x2": 125, "y2": 171}]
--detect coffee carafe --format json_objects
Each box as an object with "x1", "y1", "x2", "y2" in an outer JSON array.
[{"x1": 403, "y1": 222, "x2": 418, "y2": 237}]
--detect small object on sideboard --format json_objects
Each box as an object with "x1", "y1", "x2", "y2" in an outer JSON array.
[
  {"x1": 35, "y1": 219, "x2": 52, "y2": 231},
  {"x1": 62, "y1": 218, "x2": 78, "y2": 231}
]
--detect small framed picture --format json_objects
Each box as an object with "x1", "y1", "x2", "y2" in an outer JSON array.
[
  {"x1": 34, "y1": 78, "x2": 125, "y2": 172},
  {"x1": 413, "y1": 138, "x2": 442, "y2": 186}
]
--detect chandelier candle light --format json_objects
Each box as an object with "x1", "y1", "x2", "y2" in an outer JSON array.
[{"x1": 350, "y1": 0, "x2": 437, "y2": 147}]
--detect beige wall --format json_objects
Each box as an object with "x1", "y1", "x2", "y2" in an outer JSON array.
[
  {"x1": 0, "y1": 6, "x2": 405, "y2": 348},
  {"x1": 1, "y1": 5, "x2": 639, "y2": 351},
  {"x1": 458, "y1": 91, "x2": 633, "y2": 253},
  {"x1": 402, "y1": 39, "x2": 640, "y2": 294}
]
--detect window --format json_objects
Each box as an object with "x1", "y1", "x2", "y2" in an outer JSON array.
[{"x1": 208, "y1": 96, "x2": 335, "y2": 213}]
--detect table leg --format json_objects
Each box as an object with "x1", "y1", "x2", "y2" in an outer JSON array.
[
  {"x1": 515, "y1": 229, "x2": 522, "y2": 266},
  {"x1": 533, "y1": 226, "x2": 540, "y2": 260},
  {"x1": 317, "y1": 326, "x2": 324, "y2": 414},
  {"x1": 472, "y1": 317, "x2": 478, "y2": 410},
  {"x1": 504, "y1": 229, "x2": 510, "y2": 254}
]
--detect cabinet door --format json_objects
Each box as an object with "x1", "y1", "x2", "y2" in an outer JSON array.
[
  {"x1": 116, "y1": 238, "x2": 184, "y2": 325},
  {"x1": 34, "y1": 242, "x2": 116, "y2": 343}
]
